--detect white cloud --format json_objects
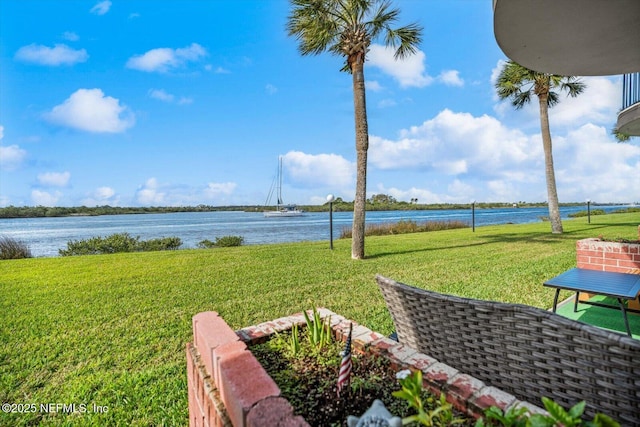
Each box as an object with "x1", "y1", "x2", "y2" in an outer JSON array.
[
  {"x1": 206, "y1": 65, "x2": 230, "y2": 74},
  {"x1": 204, "y1": 182, "x2": 237, "y2": 198},
  {"x1": 368, "y1": 107, "x2": 639, "y2": 203},
  {"x1": 44, "y1": 88, "x2": 135, "y2": 133},
  {"x1": 367, "y1": 44, "x2": 433, "y2": 88},
  {"x1": 134, "y1": 178, "x2": 239, "y2": 205},
  {"x1": 366, "y1": 80, "x2": 383, "y2": 92},
  {"x1": 82, "y1": 186, "x2": 119, "y2": 206},
  {"x1": 148, "y1": 89, "x2": 174, "y2": 102},
  {"x1": 367, "y1": 44, "x2": 463, "y2": 89},
  {"x1": 31, "y1": 190, "x2": 62, "y2": 206},
  {"x1": 283, "y1": 151, "x2": 355, "y2": 189},
  {"x1": 148, "y1": 89, "x2": 193, "y2": 105},
  {"x1": 553, "y1": 123, "x2": 640, "y2": 202},
  {"x1": 370, "y1": 109, "x2": 536, "y2": 177},
  {"x1": 15, "y1": 44, "x2": 88, "y2": 66},
  {"x1": 136, "y1": 178, "x2": 165, "y2": 205},
  {"x1": 0, "y1": 145, "x2": 27, "y2": 171},
  {"x1": 90, "y1": 1, "x2": 111, "y2": 15},
  {"x1": 0, "y1": 127, "x2": 28, "y2": 171},
  {"x1": 265, "y1": 84, "x2": 278, "y2": 95},
  {"x1": 126, "y1": 43, "x2": 207, "y2": 73},
  {"x1": 37, "y1": 171, "x2": 70, "y2": 187},
  {"x1": 95, "y1": 186, "x2": 115, "y2": 199},
  {"x1": 490, "y1": 59, "x2": 507, "y2": 87},
  {"x1": 378, "y1": 99, "x2": 397, "y2": 108},
  {"x1": 437, "y1": 70, "x2": 464, "y2": 87},
  {"x1": 551, "y1": 76, "x2": 620, "y2": 128},
  {"x1": 62, "y1": 31, "x2": 79, "y2": 41}
]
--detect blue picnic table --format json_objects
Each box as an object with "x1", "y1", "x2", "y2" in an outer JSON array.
[{"x1": 543, "y1": 268, "x2": 640, "y2": 336}]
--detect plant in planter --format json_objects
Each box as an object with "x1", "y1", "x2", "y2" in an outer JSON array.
[
  {"x1": 251, "y1": 308, "x2": 474, "y2": 427},
  {"x1": 393, "y1": 369, "x2": 466, "y2": 426},
  {"x1": 392, "y1": 370, "x2": 622, "y2": 427},
  {"x1": 475, "y1": 397, "x2": 620, "y2": 427}
]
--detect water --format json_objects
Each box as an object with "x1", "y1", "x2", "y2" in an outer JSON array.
[{"x1": 0, "y1": 205, "x2": 630, "y2": 258}]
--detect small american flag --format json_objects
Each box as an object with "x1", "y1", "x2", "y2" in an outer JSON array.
[{"x1": 337, "y1": 323, "x2": 352, "y2": 397}]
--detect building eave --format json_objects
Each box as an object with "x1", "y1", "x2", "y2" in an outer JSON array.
[{"x1": 493, "y1": 0, "x2": 640, "y2": 76}]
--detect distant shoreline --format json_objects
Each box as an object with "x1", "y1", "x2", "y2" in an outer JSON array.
[{"x1": 0, "y1": 202, "x2": 634, "y2": 219}]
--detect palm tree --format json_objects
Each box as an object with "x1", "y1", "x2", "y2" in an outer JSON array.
[
  {"x1": 287, "y1": 0, "x2": 422, "y2": 259},
  {"x1": 495, "y1": 60, "x2": 585, "y2": 234}
]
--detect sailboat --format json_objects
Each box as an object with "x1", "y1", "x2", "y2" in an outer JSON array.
[{"x1": 263, "y1": 157, "x2": 304, "y2": 217}]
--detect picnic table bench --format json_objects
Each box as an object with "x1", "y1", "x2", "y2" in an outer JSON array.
[{"x1": 543, "y1": 267, "x2": 640, "y2": 336}]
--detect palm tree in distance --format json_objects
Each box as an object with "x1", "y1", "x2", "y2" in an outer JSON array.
[
  {"x1": 495, "y1": 60, "x2": 585, "y2": 234},
  {"x1": 287, "y1": 0, "x2": 422, "y2": 259}
]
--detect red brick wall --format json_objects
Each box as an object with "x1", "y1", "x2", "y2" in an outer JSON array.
[
  {"x1": 576, "y1": 238, "x2": 640, "y2": 274},
  {"x1": 186, "y1": 311, "x2": 308, "y2": 427}
]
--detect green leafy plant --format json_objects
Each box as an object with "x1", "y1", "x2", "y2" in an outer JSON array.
[
  {"x1": 274, "y1": 322, "x2": 301, "y2": 357},
  {"x1": 302, "y1": 308, "x2": 332, "y2": 349},
  {"x1": 393, "y1": 369, "x2": 465, "y2": 426},
  {"x1": 475, "y1": 405, "x2": 528, "y2": 427},
  {"x1": 59, "y1": 232, "x2": 182, "y2": 256},
  {"x1": 475, "y1": 397, "x2": 620, "y2": 427},
  {"x1": 138, "y1": 236, "x2": 182, "y2": 251},
  {"x1": 198, "y1": 235, "x2": 244, "y2": 248}
]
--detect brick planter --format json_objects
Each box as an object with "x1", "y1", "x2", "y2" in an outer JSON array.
[
  {"x1": 186, "y1": 309, "x2": 543, "y2": 427},
  {"x1": 576, "y1": 235, "x2": 640, "y2": 309}
]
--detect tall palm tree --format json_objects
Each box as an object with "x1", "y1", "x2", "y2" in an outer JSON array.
[
  {"x1": 495, "y1": 60, "x2": 585, "y2": 234},
  {"x1": 287, "y1": 0, "x2": 422, "y2": 259}
]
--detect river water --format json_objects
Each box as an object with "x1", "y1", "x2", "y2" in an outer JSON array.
[{"x1": 0, "y1": 205, "x2": 630, "y2": 257}]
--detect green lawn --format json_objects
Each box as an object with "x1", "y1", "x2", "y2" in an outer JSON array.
[{"x1": 1, "y1": 213, "x2": 637, "y2": 426}]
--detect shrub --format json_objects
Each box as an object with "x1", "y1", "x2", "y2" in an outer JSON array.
[
  {"x1": 0, "y1": 236, "x2": 33, "y2": 259},
  {"x1": 59, "y1": 233, "x2": 182, "y2": 256},
  {"x1": 340, "y1": 220, "x2": 468, "y2": 239},
  {"x1": 568, "y1": 209, "x2": 605, "y2": 218},
  {"x1": 197, "y1": 239, "x2": 216, "y2": 249},
  {"x1": 138, "y1": 236, "x2": 182, "y2": 251},
  {"x1": 198, "y1": 236, "x2": 244, "y2": 248}
]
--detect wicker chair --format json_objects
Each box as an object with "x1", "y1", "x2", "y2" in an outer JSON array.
[{"x1": 376, "y1": 274, "x2": 640, "y2": 426}]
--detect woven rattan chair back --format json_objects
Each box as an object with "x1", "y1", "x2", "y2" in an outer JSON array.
[{"x1": 376, "y1": 274, "x2": 640, "y2": 425}]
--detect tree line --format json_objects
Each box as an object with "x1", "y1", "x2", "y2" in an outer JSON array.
[{"x1": 0, "y1": 199, "x2": 599, "y2": 219}]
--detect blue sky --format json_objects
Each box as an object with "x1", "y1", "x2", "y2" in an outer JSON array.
[{"x1": 1, "y1": 0, "x2": 638, "y2": 207}]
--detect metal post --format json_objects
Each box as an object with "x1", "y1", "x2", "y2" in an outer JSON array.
[
  {"x1": 587, "y1": 199, "x2": 591, "y2": 224},
  {"x1": 329, "y1": 201, "x2": 333, "y2": 250},
  {"x1": 471, "y1": 200, "x2": 476, "y2": 232},
  {"x1": 327, "y1": 194, "x2": 335, "y2": 249}
]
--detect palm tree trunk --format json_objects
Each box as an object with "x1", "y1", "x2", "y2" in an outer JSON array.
[
  {"x1": 350, "y1": 55, "x2": 368, "y2": 259},
  {"x1": 538, "y1": 95, "x2": 563, "y2": 234}
]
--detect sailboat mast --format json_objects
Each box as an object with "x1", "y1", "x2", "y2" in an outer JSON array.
[{"x1": 277, "y1": 156, "x2": 283, "y2": 206}]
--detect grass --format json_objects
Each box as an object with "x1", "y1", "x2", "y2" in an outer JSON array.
[
  {"x1": 0, "y1": 213, "x2": 637, "y2": 426},
  {"x1": 556, "y1": 295, "x2": 640, "y2": 339}
]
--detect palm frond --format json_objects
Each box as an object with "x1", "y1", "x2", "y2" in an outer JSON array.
[
  {"x1": 286, "y1": 0, "x2": 422, "y2": 70},
  {"x1": 387, "y1": 24, "x2": 422, "y2": 59},
  {"x1": 495, "y1": 59, "x2": 586, "y2": 109},
  {"x1": 286, "y1": 0, "x2": 342, "y2": 56},
  {"x1": 612, "y1": 127, "x2": 632, "y2": 142},
  {"x1": 547, "y1": 91, "x2": 560, "y2": 108},
  {"x1": 512, "y1": 91, "x2": 531, "y2": 109}
]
